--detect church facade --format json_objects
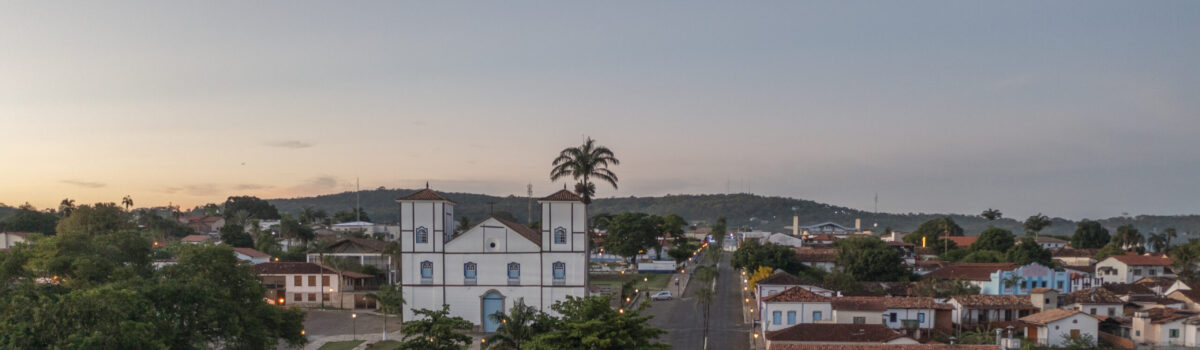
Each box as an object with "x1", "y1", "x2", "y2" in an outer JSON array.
[{"x1": 396, "y1": 187, "x2": 589, "y2": 331}]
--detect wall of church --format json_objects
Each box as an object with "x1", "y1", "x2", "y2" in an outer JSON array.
[
  {"x1": 444, "y1": 223, "x2": 539, "y2": 253},
  {"x1": 399, "y1": 201, "x2": 448, "y2": 253},
  {"x1": 442, "y1": 286, "x2": 543, "y2": 327}
]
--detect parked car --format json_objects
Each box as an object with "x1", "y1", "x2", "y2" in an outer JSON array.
[{"x1": 651, "y1": 291, "x2": 672, "y2": 301}]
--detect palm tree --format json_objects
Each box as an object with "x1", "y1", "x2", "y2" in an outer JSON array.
[
  {"x1": 365, "y1": 284, "x2": 405, "y2": 341},
  {"x1": 549, "y1": 137, "x2": 620, "y2": 204},
  {"x1": 484, "y1": 299, "x2": 551, "y2": 350},
  {"x1": 58, "y1": 198, "x2": 76, "y2": 217},
  {"x1": 121, "y1": 195, "x2": 134, "y2": 211},
  {"x1": 695, "y1": 286, "x2": 716, "y2": 347},
  {"x1": 1148, "y1": 233, "x2": 1168, "y2": 253},
  {"x1": 1023, "y1": 213, "x2": 1052, "y2": 240},
  {"x1": 1166, "y1": 227, "x2": 1179, "y2": 247},
  {"x1": 980, "y1": 208, "x2": 1002, "y2": 223},
  {"x1": 1001, "y1": 273, "x2": 1023, "y2": 293}
]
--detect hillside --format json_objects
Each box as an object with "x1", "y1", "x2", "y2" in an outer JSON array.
[{"x1": 265, "y1": 189, "x2": 1200, "y2": 237}]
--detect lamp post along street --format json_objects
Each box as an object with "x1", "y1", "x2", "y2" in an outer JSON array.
[{"x1": 352, "y1": 313, "x2": 357, "y2": 340}]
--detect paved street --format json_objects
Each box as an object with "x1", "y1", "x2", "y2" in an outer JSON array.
[{"x1": 646, "y1": 252, "x2": 750, "y2": 350}]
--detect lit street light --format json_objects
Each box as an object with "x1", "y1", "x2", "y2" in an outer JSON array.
[{"x1": 352, "y1": 313, "x2": 357, "y2": 340}]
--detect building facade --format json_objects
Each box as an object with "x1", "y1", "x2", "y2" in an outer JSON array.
[
  {"x1": 397, "y1": 188, "x2": 588, "y2": 332},
  {"x1": 981, "y1": 263, "x2": 1072, "y2": 295}
]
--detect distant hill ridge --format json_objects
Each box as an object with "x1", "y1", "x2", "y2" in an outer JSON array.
[{"x1": 263, "y1": 189, "x2": 1200, "y2": 237}]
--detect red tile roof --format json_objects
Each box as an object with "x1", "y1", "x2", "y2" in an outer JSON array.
[
  {"x1": 1064, "y1": 288, "x2": 1124, "y2": 305},
  {"x1": 944, "y1": 236, "x2": 978, "y2": 247},
  {"x1": 253, "y1": 262, "x2": 338, "y2": 275},
  {"x1": 180, "y1": 234, "x2": 213, "y2": 243},
  {"x1": 539, "y1": 189, "x2": 584, "y2": 202},
  {"x1": 769, "y1": 345, "x2": 997, "y2": 350},
  {"x1": 1140, "y1": 308, "x2": 1196, "y2": 324},
  {"x1": 793, "y1": 248, "x2": 838, "y2": 263},
  {"x1": 766, "y1": 323, "x2": 907, "y2": 343},
  {"x1": 1053, "y1": 248, "x2": 1099, "y2": 258},
  {"x1": 833, "y1": 296, "x2": 953, "y2": 310},
  {"x1": 763, "y1": 286, "x2": 832, "y2": 303},
  {"x1": 233, "y1": 247, "x2": 271, "y2": 258},
  {"x1": 1020, "y1": 309, "x2": 1084, "y2": 325},
  {"x1": 925, "y1": 263, "x2": 1019, "y2": 281},
  {"x1": 397, "y1": 188, "x2": 454, "y2": 202},
  {"x1": 1109, "y1": 252, "x2": 1172, "y2": 266},
  {"x1": 951, "y1": 295, "x2": 1037, "y2": 310}
]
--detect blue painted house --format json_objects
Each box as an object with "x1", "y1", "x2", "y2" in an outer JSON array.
[{"x1": 982, "y1": 263, "x2": 1072, "y2": 295}]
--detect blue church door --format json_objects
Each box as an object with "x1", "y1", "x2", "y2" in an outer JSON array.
[{"x1": 482, "y1": 292, "x2": 504, "y2": 332}]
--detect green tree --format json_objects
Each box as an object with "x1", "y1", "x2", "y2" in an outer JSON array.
[
  {"x1": 333, "y1": 207, "x2": 371, "y2": 223},
  {"x1": 279, "y1": 216, "x2": 315, "y2": 244},
  {"x1": 902, "y1": 217, "x2": 962, "y2": 252},
  {"x1": 667, "y1": 245, "x2": 696, "y2": 265},
  {"x1": 0, "y1": 203, "x2": 59, "y2": 235},
  {"x1": 603, "y1": 212, "x2": 664, "y2": 262},
  {"x1": 1071, "y1": 220, "x2": 1111, "y2": 249},
  {"x1": 694, "y1": 286, "x2": 715, "y2": 346},
  {"x1": 1006, "y1": 237, "x2": 1054, "y2": 266},
  {"x1": 122, "y1": 195, "x2": 134, "y2": 211},
  {"x1": 712, "y1": 217, "x2": 728, "y2": 246},
  {"x1": 484, "y1": 298, "x2": 555, "y2": 350},
  {"x1": 1165, "y1": 227, "x2": 1179, "y2": 247},
  {"x1": 59, "y1": 198, "x2": 76, "y2": 217},
  {"x1": 55, "y1": 202, "x2": 131, "y2": 236},
  {"x1": 399, "y1": 304, "x2": 473, "y2": 350},
  {"x1": 1170, "y1": 240, "x2": 1200, "y2": 279},
  {"x1": 219, "y1": 224, "x2": 253, "y2": 248},
  {"x1": 981, "y1": 208, "x2": 1002, "y2": 222},
  {"x1": 1024, "y1": 213, "x2": 1052, "y2": 239},
  {"x1": 960, "y1": 250, "x2": 1006, "y2": 263},
  {"x1": 661, "y1": 214, "x2": 687, "y2": 245},
  {"x1": 730, "y1": 239, "x2": 801, "y2": 275},
  {"x1": 531, "y1": 296, "x2": 668, "y2": 350},
  {"x1": 1095, "y1": 243, "x2": 1126, "y2": 261},
  {"x1": 834, "y1": 236, "x2": 909, "y2": 281},
  {"x1": 1113, "y1": 224, "x2": 1143, "y2": 250},
  {"x1": 1148, "y1": 232, "x2": 1169, "y2": 252},
  {"x1": 366, "y1": 284, "x2": 405, "y2": 341},
  {"x1": 549, "y1": 137, "x2": 620, "y2": 204},
  {"x1": 822, "y1": 270, "x2": 865, "y2": 292},
  {"x1": 971, "y1": 227, "x2": 1016, "y2": 252},
  {"x1": 221, "y1": 196, "x2": 280, "y2": 221}
]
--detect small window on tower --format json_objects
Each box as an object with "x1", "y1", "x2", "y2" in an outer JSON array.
[
  {"x1": 416, "y1": 226, "x2": 429, "y2": 244},
  {"x1": 554, "y1": 227, "x2": 567, "y2": 244}
]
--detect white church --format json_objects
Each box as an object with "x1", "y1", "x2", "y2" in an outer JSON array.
[{"x1": 395, "y1": 186, "x2": 589, "y2": 332}]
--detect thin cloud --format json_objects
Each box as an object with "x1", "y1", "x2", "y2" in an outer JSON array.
[
  {"x1": 265, "y1": 140, "x2": 315, "y2": 149},
  {"x1": 183, "y1": 184, "x2": 220, "y2": 196},
  {"x1": 60, "y1": 180, "x2": 106, "y2": 188}
]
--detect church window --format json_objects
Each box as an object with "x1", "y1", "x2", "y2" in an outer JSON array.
[
  {"x1": 464, "y1": 262, "x2": 477, "y2": 284},
  {"x1": 420, "y1": 261, "x2": 433, "y2": 284},
  {"x1": 554, "y1": 227, "x2": 567, "y2": 244},
  {"x1": 553, "y1": 262, "x2": 566, "y2": 285},
  {"x1": 508, "y1": 262, "x2": 520, "y2": 285},
  {"x1": 416, "y1": 226, "x2": 429, "y2": 244}
]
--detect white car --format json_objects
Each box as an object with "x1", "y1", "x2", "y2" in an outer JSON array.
[{"x1": 651, "y1": 291, "x2": 672, "y2": 301}]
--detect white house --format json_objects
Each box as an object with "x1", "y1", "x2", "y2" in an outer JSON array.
[
  {"x1": 1063, "y1": 288, "x2": 1125, "y2": 318},
  {"x1": 307, "y1": 237, "x2": 397, "y2": 284},
  {"x1": 765, "y1": 323, "x2": 917, "y2": 349},
  {"x1": 832, "y1": 296, "x2": 948, "y2": 330},
  {"x1": 1034, "y1": 237, "x2": 1069, "y2": 250},
  {"x1": 253, "y1": 262, "x2": 343, "y2": 307},
  {"x1": 1095, "y1": 253, "x2": 1174, "y2": 284},
  {"x1": 760, "y1": 286, "x2": 833, "y2": 338},
  {"x1": 233, "y1": 247, "x2": 271, "y2": 264},
  {"x1": 397, "y1": 187, "x2": 588, "y2": 332},
  {"x1": 1019, "y1": 309, "x2": 1098, "y2": 347},
  {"x1": 1132, "y1": 308, "x2": 1197, "y2": 346},
  {"x1": 0, "y1": 232, "x2": 30, "y2": 250}
]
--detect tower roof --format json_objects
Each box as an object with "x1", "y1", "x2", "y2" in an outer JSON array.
[
  {"x1": 396, "y1": 188, "x2": 454, "y2": 203},
  {"x1": 539, "y1": 189, "x2": 584, "y2": 202}
]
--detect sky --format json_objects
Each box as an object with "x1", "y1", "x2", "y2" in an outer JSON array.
[{"x1": 1, "y1": 1, "x2": 1198, "y2": 220}]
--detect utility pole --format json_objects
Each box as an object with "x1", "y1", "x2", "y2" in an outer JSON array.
[
  {"x1": 355, "y1": 177, "x2": 361, "y2": 222},
  {"x1": 527, "y1": 183, "x2": 533, "y2": 223}
]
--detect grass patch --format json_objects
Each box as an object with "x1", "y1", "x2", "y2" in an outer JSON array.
[
  {"x1": 367, "y1": 340, "x2": 402, "y2": 350},
  {"x1": 590, "y1": 273, "x2": 674, "y2": 292},
  {"x1": 318, "y1": 340, "x2": 365, "y2": 350}
]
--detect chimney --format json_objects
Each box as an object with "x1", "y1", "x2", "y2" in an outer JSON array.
[
  {"x1": 793, "y1": 216, "x2": 799, "y2": 237},
  {"x1": 855, "y1": 218, "x2": 861, "y2": 231}
]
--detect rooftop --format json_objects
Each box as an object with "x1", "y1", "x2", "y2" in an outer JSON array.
[
  {"x1": 944, "y1": 236, "x2": 978, "y2": 247},
  {"x1": 758, "y1": 272, "x2": 807, "y2": 286},
  {"x1": 766, "y1": 323, "x2": 906, "y2": 343},
  {"x1": 1139, "y1": 308, "x2": 1196, "y2": 324},
  {"x1": 925, "y1": 263, "x2": 1019, "y2": 281},
  {"x1": 233, "y1": 247, "x2": 271, "y2": 258},
  {"x1": 792, "y1": 248, "x2": 838, "y2": 263},
  {"x1": 1052, "y1": 247, "x2": 1099, "y2": 258},
  {"x1": 491, "y1": 216, "x2": 542, "y2": 247},
  {"x1": 1063, "y1": 288, "x2": 1124, "y2": 305},
  {"x1": 951, "y1": 295, "x2": 1037, "y2": 310},
  {"x1": 769, "y1": 345, "x2": 998, "y2": 350},
  {"x1": 253, "y1": 262, "x2": 338, "y2": 275},
  {"x1": 180, "y1": 234, "x2": 213, "y2": 243},
  {"x1": 396, "y1": 188, "x2": 454, "y2": 202},
  {"x1": 832, "y1": 296, "x2": 952, "y2": 310},
  {"x1": 1020, "y1": 309, "x2": 1084, "y2": 325},
  {"x1": 539, "y1": 189, "x2": 584, "y2": 202},
  {"x1": 1108, "y1": 252, "x2": 1172, "y2": 266},
  {"x1": 763, "y1": 286, "x2": 833, "y2": 303}
]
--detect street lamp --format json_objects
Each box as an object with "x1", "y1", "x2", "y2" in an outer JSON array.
[{"x1": 352, "y1": 313, "x2": 357, "y2": 340}]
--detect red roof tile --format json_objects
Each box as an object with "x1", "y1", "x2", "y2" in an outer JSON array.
[
  {"x1": 1064, "y1": 288, "x2": 1124, "y2": 305},
  {"x1": 253, "y1": 262, "x2": 338, "y2": 275},
  {"x1": 180, "y1": 234, "x2": 213, "y2": 243},
  {"x1": 1109, "y1": 252, "x2": 1172, "y2": 266},
  {"x1": 491, "y1": 217, "x2": 542, "y2": 247},
  {"x1": 951, "y1": 295, "x2": 1037, "y2": 310},
  {"x1": 763, "y1": 286, "x2": 832, "y2": 303},
  {"x1": 233, "y1": 247, "x2": 271, "y2": 258},
  {"x1": 925, "y1": 263, "x2": 1019, "y2": 281},
  {"x1": 397, "y1": 188, "x2": 454, "y2": 202},
  {"x1": 539, "y1": 189, "x2": 584, "y2": 202},
  {"x1": 758, "y1": 272, "x2": 807, "y2": 286},
  {"x1": 766, "y1": 323, "x2": 906, "y2": 343},
  {"x1": 944, "y1": 236, "x2": 978, "y2": 247},
  {"x1": 833, "y1": 296, "x2": 953, "y2": 310},
  {"x1": 793, "y1": 248, "x2": 838, "y2": 263},
  {"x1": 1020, "y1": 309, "x2": 1085, "y2": 325}
]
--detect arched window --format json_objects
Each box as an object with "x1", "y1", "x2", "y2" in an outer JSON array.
[
  {"x1": 464, "y1": 262, "x2": 477, "y2": 284},
  {"x1": 553, "y1": 262, "x2": 566, "y2": 285},
  {"x1": 420, "y1": 261, "x2": 433, "y2": 283},
  {"x1": 507, "y1": 262, "x2": 520, "y2": 285},
  {"x1": 416, "y1": 226, "x2": 429, "y2": 243},
  {"x1": 554, "y1": 227, "x2": 567, "y2": 244}
]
